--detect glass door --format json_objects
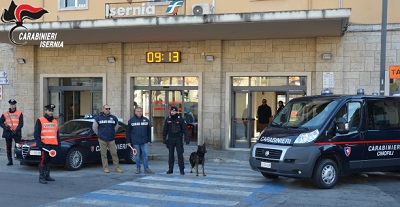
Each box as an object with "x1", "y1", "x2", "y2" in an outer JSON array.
[
  {"x1": 231, "y1": 91, "x2": 254, "y2": 148},
  {"x1": 50, "y1": 91, "x2": 62, "y2": 123},
  {"x1": 150, "y1": 90, "x2": 184, "y2": 142}
]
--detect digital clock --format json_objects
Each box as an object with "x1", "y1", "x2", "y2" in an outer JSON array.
[{"x1": 146, "y1": 51, "x2": 181, "y2": 63}]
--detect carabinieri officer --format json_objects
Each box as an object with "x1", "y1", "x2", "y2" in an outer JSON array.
[
  {"x1": 34, "y1": 104, "x2": 60, "y2": 184},
  {"x1": 0, "y1": 99, "x2": 23, "y2": 166}
]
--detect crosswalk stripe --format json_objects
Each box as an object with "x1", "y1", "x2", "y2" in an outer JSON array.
[
  {"x1": 192, "y1": 168, "x2": 259, "y2": 177},
  {"x1": 93, "y1": 189, "x2": 240, "y2": 206},
  {"x1": 201, "y1": 173, "x2": 262, "y2": 181},
  {"x1": 119, "y1": 181, "x2": 252, "y2": 196},
  {"x1": 57, "y1": 197, "x2": 150, "y2": 207},
  {"x1": 141, "y1": 176, "x2": 265, "y2": 188}
]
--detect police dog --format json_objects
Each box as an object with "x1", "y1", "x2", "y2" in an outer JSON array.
[{"x1": 189, "y1": 144, "x2": 207, "y2": 176}]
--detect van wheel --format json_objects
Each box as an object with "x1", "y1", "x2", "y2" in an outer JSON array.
[
  {"x1": 261, "y1": 172, "x2": 279, "y2": 179},
  {"x1": 312, "y1": 159, "x2": 338, "y2": 189}
]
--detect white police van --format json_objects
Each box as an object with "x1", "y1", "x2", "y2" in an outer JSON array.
[{"x1": 249, "y1": 89, "x2": 400, "y2": 189}]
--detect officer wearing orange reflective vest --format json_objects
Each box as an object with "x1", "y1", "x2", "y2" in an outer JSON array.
[
  {"x1": 34, "y1": 104, "x2": 60, "y2": 184},
  {"x1": 0, "y1": 99, "x2": 24, "y2": 166}
]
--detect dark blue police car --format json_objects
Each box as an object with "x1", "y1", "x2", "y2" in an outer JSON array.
[{"x1": 14, "y1": 115, "x2": 135, "y2": 170}]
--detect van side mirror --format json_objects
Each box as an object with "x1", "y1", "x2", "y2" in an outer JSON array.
[{"x1": 335, "y1": 118, "x2": 349, "y2": 134}]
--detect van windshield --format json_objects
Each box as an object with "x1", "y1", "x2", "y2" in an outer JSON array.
[{"x1": 271, "y1": 99, "x2": 339, "y2": 129}]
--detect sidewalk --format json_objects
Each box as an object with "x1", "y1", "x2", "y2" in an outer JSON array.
[{"x1": 0, "y1": 139, "x2": 251, "y2": 164}]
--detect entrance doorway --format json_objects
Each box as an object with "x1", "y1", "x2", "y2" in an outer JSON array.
[
  {"x1": 48, "y1": 77, "x2": 103, "y2": 124},
  {"x1": 132, "y1": 76, "x2": 199, "y2": 142},
  {"x1": 230, "y1": 75, "x2": 308, "y2": 148}
]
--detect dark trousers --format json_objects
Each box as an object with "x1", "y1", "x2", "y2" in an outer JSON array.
[
  {"x1": 168, "y1": 139, "x2": 184, "y2": 173},
  {"x1": 39, "y1": 144, "x2": 57, "y2": 166},
  {"x1": 6, "y1": 136, "x2": 21, "y2": 158}
]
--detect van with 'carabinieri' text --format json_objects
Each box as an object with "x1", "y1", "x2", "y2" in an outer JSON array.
[{"x1": 249, "y1": 89, "x2": 400, "y2": 189}]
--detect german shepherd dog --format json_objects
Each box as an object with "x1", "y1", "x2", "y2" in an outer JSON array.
[{"x1": 189, "y1": 144, "x2": 207, "y2": 176}]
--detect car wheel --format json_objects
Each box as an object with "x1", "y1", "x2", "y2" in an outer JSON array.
[
  {"x1": 64, "y1": 147, "x2": 84, "y2": 171},
  {"x1": 125, "y1": 148, "x2": 136, "y2": 164},
  {"x1": 261, "y1": 172, "x2": 279, "y2": 179},
  {"x1": 312, "y1": 158, "x2": 338, "y2": 189}
]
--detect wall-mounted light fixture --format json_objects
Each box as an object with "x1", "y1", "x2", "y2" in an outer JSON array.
[
  {"x1": 17, "y1": 58, "x2": 26, "y2": 64},
  {"x1": 107, "y1": 57, "x2": 116, "y2": 63},
  {"x1": 205, "y1": 55, "x2": 214, "y2": 62},
  {"x1": 321, "y1": 53, "x2": 333, "y2": 60}
]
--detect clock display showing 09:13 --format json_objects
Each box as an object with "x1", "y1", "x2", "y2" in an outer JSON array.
[{"x1": 146, "y1": 51, "x2": 181, "y2": 63}]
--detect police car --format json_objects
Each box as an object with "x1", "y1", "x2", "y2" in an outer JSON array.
[
  {"x1": 249, "y1": 89, "x2": 400, "y2": 189},
  {"x1": 14, "y1": 114, "x2": 135, "y2": 171}
]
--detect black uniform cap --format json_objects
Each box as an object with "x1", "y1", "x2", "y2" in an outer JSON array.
[
  {"x1": 8, "y1": 99, "x2": 17, "y2": 104},
  {"x1": 44, "y1": 104, "x2": 56, "y2": 110},
  {"x1": 170, "y1": 106, "x2": 178, "y2": 111}
]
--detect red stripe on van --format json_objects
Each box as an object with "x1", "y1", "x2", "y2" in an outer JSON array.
[{"x1": 315, "y1": 139, "x2": 400, "y2": 145}]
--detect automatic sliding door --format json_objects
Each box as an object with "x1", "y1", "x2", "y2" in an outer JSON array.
[{"x1": 231, "y1": 91, "x2": 254, "y2": 148}]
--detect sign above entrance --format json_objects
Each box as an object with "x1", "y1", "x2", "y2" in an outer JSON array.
[
  {"x1": 146, "y1": 51, "x2": 181, "y2": 63},
  {"x1": 389, "y1": 66, "x2": 400, "y2": 79}
]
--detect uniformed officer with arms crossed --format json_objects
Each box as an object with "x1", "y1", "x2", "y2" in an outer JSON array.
[
  {"x1": 163, "y1": 106, "x2": 190, "y2": 175},
  {"x1": 34, "y1": 104, "x2": 60, "y2": 184},
  {"x1": 0, "y1": 99, "x2": 24, "y2": 166}
]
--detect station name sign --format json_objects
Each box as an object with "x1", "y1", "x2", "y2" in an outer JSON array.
[{"x1": 105, "y1": 2, "x2": 156, "y2": 18}]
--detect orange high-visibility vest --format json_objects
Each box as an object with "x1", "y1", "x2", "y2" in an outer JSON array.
[
  {"x1": 3, "y1": 110, "x2": 22, "y2": 130},
  {"x1": 38, "y1": 117, "x2": 59, "y2": 145}
]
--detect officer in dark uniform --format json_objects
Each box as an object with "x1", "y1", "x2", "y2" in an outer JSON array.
[
  {"x1": 0, "y1": 99, "x2": 23, "y2": 166},
  {"x1": 163, "y1": 106, "x2": 190, "y2": 175},
  {"x1": 34, "y1": 104, "x2": 60, "y2": 184}
]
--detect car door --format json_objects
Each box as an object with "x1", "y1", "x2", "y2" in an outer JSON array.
[{"x1": 332, "y1": 100, "x2": 365, "y2": 172}]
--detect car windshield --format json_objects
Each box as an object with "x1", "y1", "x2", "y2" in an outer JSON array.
[
  {"x1": 271, "y1": 99, "x2": 339, "y2": 129},
  {"x1": 59, "y1": 121, "x2": 93, "y2": 134}
]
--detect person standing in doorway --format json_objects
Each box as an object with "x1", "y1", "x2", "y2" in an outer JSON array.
[
  {"x1": 0, "y1": 99, "x2": 23, "y2": 166},
  {"x1": 277, "y1": 101, "x2": 285, "y2": 114},
  {"x1": 163, "y1": 106, "x2": 190, "y2": 175},
  {"x1": 257, "y1": 99, "x2": 272, "y2": 132},
  {"x1": 92, "y1": 104, "x2": 123, "y2": 174},
  {"x1": 34, "y1": 104, "x2": 60, "y2": 184},
  {"x1": 126, "y1": 107, "x2": 154, "y2": 174}
]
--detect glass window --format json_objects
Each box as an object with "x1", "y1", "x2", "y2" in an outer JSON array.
[
  {"x1": 250, "y1": 77, "x2": 288, "y2": 86},
  {"x1": 367, "y1": 100, "x2": 399, "y2": 130},
  {"x1": 335, "y1": 102, "x2": 361, "y2": 132},
  {"x1": 151, "y1": 77, "x2": 170, "y2": 86},
  {"x1": 133, "y1": 90, "x2": 150, "y2": 117},
  {"x1": 62, "y1": 78, "x2": 93, "y2": 86},
  {"x1": 93, "y1": 78, "x2": 103, "y2": 87},
  {"x1": 271, "y1": 99, "x2": 339, "y2": 129},
  {"x1": 134, "y1": 77, "x2": 149, "y2": 86},
  {"x1": 184, "y1": 77, "x2": 199, "y2": 86},
  {"x1": 389, "y1": 79, "x2": 400, "y2": 95},
  {"x1": 171, "y1": 77, "x2": 183, "y2": 86},
  {"x1": 289, "y1": 76, "x2": 307, "y2": 86},
  {"x1": 233, "y1": 77, "x2": 249, "y2": 86},
  {"x1": 48, "y1": 78, "x2": 60, "y2": 86},
  {"x1": 59, "y1": 0, "x2": 88, "y2": 9}
]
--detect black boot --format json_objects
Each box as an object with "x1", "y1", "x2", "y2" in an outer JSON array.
[
  {"x1": 44, "y1": 164, "x2": 55, "y2": 181},
  {"x1": 39, "y1": 164, "x2": 47, "y2": 184},
  {"x1": 7, "y1": 155, "x2": 13, "y2": 166}
]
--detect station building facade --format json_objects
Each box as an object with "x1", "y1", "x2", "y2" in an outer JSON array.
[{"x1": 1, "y1": 0, "x2": 400, "y2": 149}]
